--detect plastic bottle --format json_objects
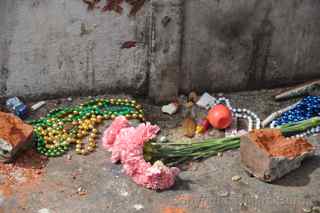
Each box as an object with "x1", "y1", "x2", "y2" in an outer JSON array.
[{"x1": 6, "y1": 97, "x2": 28, "y2": 118}]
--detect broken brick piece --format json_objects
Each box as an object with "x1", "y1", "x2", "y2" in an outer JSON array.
[
  {"x1": 240, "y1": 129, "x2": 314, "y2": 182},
  {"x1": 0, "y1": 112, "x2": 34, "y2": 163}
]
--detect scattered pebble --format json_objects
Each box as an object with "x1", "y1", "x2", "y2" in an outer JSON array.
[
  {"x1": 302, "y1": 207, "x2": 312, "y2": 213},
  {"x1": 217, "y1": 152, "x2": 223, "y2": 157},
  {"x1": 217, "y1": 191, "x2": 229, "y2": 197},
  {"x1": 159, "y1": 136, "x2": 168, "y2": 143},
  {"x1": 232, "y1": 175, "x2": 241, "y2": 182},
  {"x1": 313, "y1": 206, "x2": 320, "y2": 212},
  {"x1": 120, "y1": 190, "x2": 129, "y2": 197},
  {"x1": 38, "y1": 208, "x2": 50, "y2": 213},
  {"x1": 133, "y1": 204, "x2": 144, "y2": 210}
]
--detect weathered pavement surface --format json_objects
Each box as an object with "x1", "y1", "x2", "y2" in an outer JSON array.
[{"x1": 1, "y1": 88, "x2": 320, "y2": 213}]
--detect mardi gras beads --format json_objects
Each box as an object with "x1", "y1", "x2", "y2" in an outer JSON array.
[{"x1": 30, "y1": 98, "x2": 145, "y2": 157}]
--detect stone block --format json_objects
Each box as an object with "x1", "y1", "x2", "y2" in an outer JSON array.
[
  {"x1": 0, "y1": 112, "x2": 33, "y2": 162},
  {"x1": 240, "y1": 129, "x2": 314, "y2": 182}
]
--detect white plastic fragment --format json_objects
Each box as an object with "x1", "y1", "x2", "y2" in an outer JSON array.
[
  {"x1": 161, "y1": 103, "x2": 178, "y2": 115},
  {"x1": 133, "y1": 204, "x2": 144, "y2": 210},
  {"x1": 31, "y1": 101, "x2": 46, "y2": 111},
  {"x1": 38, "y1": 209, "x2": 50, "y2": 213},
  {"x1": 196, "y1": 92, "x2": 217, "y2": 109}
]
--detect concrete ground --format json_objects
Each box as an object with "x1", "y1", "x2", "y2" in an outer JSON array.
[{"x1": 1, "y1": 88, "x2": 320, "y2": 213}]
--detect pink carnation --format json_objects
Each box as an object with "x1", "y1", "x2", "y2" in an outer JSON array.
[
  {"x1": 102, "y1": 116, "x2": 128, "y2": 151},
  {"x1": 102, "y1": 116, "x2": 180, "y2": 190}
]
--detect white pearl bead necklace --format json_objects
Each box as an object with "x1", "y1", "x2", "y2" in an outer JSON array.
[{"x1": 213, "y1": 97, "x2": 261, "y2": 131}]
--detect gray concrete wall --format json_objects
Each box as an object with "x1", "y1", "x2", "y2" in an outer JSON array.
[
  {"x1": 180, "y1": 0, "x2": 320, "y2": 93},
  {"x1": 1, "y1": 0, "x2": 320, "y2": 102},
  {"x1": 0, "y1": 0, "x2": 150, "y2": 100}
]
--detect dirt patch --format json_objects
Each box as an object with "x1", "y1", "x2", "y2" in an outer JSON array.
[
  {"x1": 249, "y1": 129, "x2": 313, "y2": 158},
  {"x1": 0, "y1": 149, "x2": 48, "y2": 198}
]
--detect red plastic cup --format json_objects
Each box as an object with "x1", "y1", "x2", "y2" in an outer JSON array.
[{"x1": 207, "y1": 104, "x2": 232, "y2": 129}]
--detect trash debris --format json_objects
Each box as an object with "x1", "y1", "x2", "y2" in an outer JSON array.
[
  {"x1": 0, "y1": 112, "x2": 33, "y2": 162},
  {"x1": 102, "y1": 0, "x2": 123, "y2": 14},
  {"x1": 82, "y1": 0, "x2": 99, "y2": 10},
  {"x1": 101, "y1": 0, "x2": 146, "y2": 16},
  {"x1": 195, "y1": 118, "x2": 210, "y2": 134},
  {"x1": 240, "y1": 129, "x2": 314, "y2": 182},
  {"x1": 231, "y1": 175, "x2": 241, "y2": 182},
  {"x1": 133, "y1": 204, "x2": 144, "y2": 211},
  {"x1": 6, "y1": 97, "x2": 28, "y2": 118},
  {"x1": 196, "y1": 92, "x2": 216, "y2": 109},
  {"x1": 161, "y1": 102, "x2": 179, "y2": 115},
  {"x1": 262, "y1": 101, "x2": 300, "y2": 127},
  {"x1": 207, "y1": 104, "x2": 232, "y2": 129},
  {"x1": 67, "y1": 97, "x2": 73, "y2": 102},
  {"x1": 31, "y1": 101, "x2": 46, "y2": 111},
  {"x1": 77, "y1": 186, "x2": 87, "y2": 196},
  {"x1": 161, "y1": 16, "x2": 171, "y2": 27},
  {"x1": 188, "y1": 91, "x2": 199, "y2": 103},
  {"x1": 275, "y1": 79, "x2": 320, "y2": 101},
  {"x1": 121, "y1": 41, "x2": 137, "y2": 49},
  {"x1": 181, "y1": 117, "x2": 196, "y2": 138}
]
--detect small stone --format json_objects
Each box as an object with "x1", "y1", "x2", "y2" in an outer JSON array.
[
  {"x1": 0, "y1": 112, "x2": 33, "y2": 162},
  {"x1": 120, "y1": 190, "x2": 129, "y2": 197},
  {"x1": 217, "y1": 152, "x2": 223, "y2": 157},
  {"x1": 67, "y1": 154, "x2": 72, "y2": 160},
  {"x1": 302, "y1": 207, "x2": 312, "y2": 213},
  {"x1": 217, "y1": 191, "x2": 229, "y2": 197},
  {"x1": 67, "y1": 97, "x2": 73, "y2": 102},
  {"x1": 159, "y1": 136, "x2": 168, "y2": 143},
  {"x1": 161, "y1": 103, "x2": 178, "y2": 115},
  {"x1": 38, "y1": 208, "x2": 50, "y2": 213},
  {"x1": 232, "y1": 175, "x2": 241, "y2": 182},
  {"x1": 133, "y1": 204, "x2": 144, "y2": 211},
  {"x1": 312, "y1": 206, "x2": 320, "y2": 212}
]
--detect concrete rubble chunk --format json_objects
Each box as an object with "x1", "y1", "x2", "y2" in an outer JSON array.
[
  {"x1": 240, "y1": 129, "x2": 314, "y2": 182},
  {"x1": 0, "y1": 112, "x2": 34, "y2": 163}
]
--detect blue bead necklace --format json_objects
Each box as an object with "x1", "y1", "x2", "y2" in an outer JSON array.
[{"x1": 270, "y1": 96, "x2": 320, "y2": 137}]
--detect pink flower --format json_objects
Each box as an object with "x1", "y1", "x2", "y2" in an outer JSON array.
[
  {"x1": 102, "y1": 116, "x2": 180, "y2": 190},
  {"x1": 102, "y1": 116, "x2": 128, "y2": 151}
]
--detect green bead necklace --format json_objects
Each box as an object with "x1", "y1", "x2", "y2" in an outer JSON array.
[{"x1": 30, "y1": 98, "x2": 145, "y2": 157}]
